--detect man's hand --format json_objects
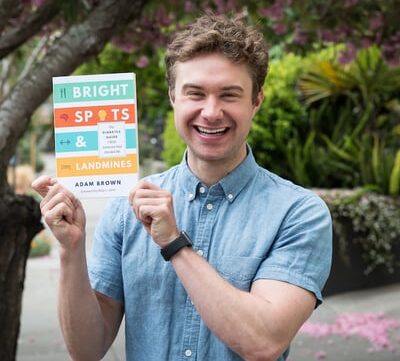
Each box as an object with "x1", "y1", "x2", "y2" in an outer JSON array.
[
  {"x1": 32, "y1": 175, "x2": 86, "y2": 251},
  {"x1": 129, "y1": 180, "x2": 179, "y2": 247}
]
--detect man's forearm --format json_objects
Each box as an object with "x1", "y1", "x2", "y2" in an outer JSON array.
[
  {"x1": 58, "y1": 245, "x2": 108, "y2": 361},
  {"x1": 172, "y1": 248, "x2": 315, "y2": 361},
  {"x1": 171, "y1": 247, "x2": 285, "y2": 361}
]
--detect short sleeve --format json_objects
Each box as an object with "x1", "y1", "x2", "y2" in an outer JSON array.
[
  {"x1": 255, "y1": 194, "x2": 332, "y2": 306},
  {"x1": 88, "y1": 198, "x2": 125, "y2": 303}
]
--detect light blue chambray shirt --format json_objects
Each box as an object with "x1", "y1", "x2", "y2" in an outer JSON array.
[{"x1": 88, "y1": 147, "x2": 332, "y2": 361}]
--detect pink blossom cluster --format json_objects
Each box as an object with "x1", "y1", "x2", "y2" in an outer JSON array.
[
  {"x1": 28, "y1": 0, "x2": 47, "y2": 7},
  {"x1": 300, "y1": 312, "x2": 400, "y2": 352}
]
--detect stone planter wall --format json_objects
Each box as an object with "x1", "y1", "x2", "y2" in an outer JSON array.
[{"x1": 315, "y1": 189, "x2": 400, "y2": 296}]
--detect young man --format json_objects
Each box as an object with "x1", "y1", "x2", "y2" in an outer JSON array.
[{"x1": 33, "y1": 13, "x2": 332, "y2": 361}]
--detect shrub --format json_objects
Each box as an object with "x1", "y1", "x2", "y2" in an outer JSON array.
[
  {"x1": 318, "y1": 188, "x2": 400, "y2": 274},
  {"x1": 161, "y1": 111, "x2": 186, "y2": 167},
  {"x1": 298, "y1": 46, "x2": 400, "y2": 195},
  {"x1": 249, "y1": 46, "x2": 400, "y2": 195},
  {"x1": 29, "y1": 230, "x2": 52, "y2": 258}
]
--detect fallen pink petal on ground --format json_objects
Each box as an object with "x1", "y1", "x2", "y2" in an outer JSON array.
[
  {"x1": 300, "y1": 313, "x2": 400, "y2": 352},
  {"x1": 314, "y1": 350, "x2": 327, "y2": 359}
]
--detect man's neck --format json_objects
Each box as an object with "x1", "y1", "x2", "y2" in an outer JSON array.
[{"x1": 186, "y1": 149, "x2": 247, "y2": 187}]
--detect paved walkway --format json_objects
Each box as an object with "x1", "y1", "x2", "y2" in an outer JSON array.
[{"x1": 17, "y1": 154, "x2": 400, "y2": 360}]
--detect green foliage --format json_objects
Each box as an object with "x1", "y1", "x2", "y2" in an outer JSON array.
[
  {"x1": 249, "y1": 46, "x2": 400, "y2": 195},
  {"x1": 161, "y1": 111, "x2": 186, "y2": 167},
  {"x1": 249, "y1": 53, "x2": 307, "y2": 178},
  {"x1": 322, "y1": 190, "x2": 400, "y2": 274},
  {"x1": 29, "y1": 230, "x2": 52, "y2": 258},
  {"x1": 299, "y1": 47, "x2": 400, "y2": 194},
  {"x1": 249, "y1": 47, "x2": 338, "y2": 185},
  {"x1": 76, "y1": 44, "x2": 170, "y2": 159}
]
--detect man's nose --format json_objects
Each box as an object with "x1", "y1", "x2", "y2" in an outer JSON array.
[{"x1": 201, "y1": 97, "x2": 223, "y2": 121}]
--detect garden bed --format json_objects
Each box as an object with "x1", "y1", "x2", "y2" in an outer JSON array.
[{"x1": 317, "y1": 189, "x2": 400, "y2": 296}]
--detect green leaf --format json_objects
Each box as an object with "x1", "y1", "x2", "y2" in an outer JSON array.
[{"x1": 389, "y1": 150, "x2": 400, "y2": 196}]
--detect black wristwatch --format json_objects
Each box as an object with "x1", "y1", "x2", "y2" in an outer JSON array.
[{"x1": 160, "y1": 231, "x2": 192, "y2": 261}]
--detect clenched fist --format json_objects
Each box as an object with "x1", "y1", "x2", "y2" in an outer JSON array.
[
  {"x1": 32, "y1": 175, "x2": 86, "y2": 252},
  {"x1": 129, "y1": 180, "x2": 179, "y2": 248}
]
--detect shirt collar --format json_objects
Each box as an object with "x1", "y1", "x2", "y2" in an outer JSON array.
[{"x1": 177, "y1": 145, "x2": 258, "y2": 203}]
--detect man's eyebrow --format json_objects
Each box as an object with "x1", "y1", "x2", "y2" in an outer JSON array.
[
  {"x1": 182, "y1": 83, "x2": 203, "y2": 91},
  {"x1": 221, "y1": 86, "x2": 244, "y2": 93},
  {"x1": 181, "y1": 84, "x2": 244, "y2": 93}
]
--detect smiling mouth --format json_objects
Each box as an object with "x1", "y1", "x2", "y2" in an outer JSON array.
[{"x1": 195, "y1": 126, "x2": 228, "y2": 136}]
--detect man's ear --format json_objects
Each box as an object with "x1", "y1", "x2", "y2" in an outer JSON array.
[
  {"x1": 252, "y1": 91, "x2": 264, "y2": 116},
  {"x1": 168, "y1": 88, "x2": 175, "y2": 106}
]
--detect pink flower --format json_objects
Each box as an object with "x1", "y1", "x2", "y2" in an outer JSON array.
[
  {"x1": 184, "y1": 1, "x2": 195, "y2": 12},
  {"x1": 258, "y1": 1, "x2": 285, "y2": 21},
  {"x1": 369, "y1": 15, "x2": 383, "y2": 31},
  {"x1": 136, "y1": 55, "x2": 149, "y2": 68},
  {"x1": 293, "y1": 24, "x2": 308, "y2": 45},
  {"x1": 30, "y1": 0, "x2": 47, "y2": 6},
  {"x1": 339, "y1": 43, "x2": 358, "y2": 64},
  {"x1": 344, "y1": 0, "x2": 358, "y2": 8},
  {"x1": 273, "y1": 23, "x2": 288, "y2": 36},
  {"x1": 319, "y1": 29, "x2": 339, "y2": 43}
]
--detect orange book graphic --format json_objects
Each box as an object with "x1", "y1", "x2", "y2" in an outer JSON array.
[
  {"x1": 56, "y1": 154, "x2": 138, "y2": 177},
  {"x1": 54, "y1": 104, "x2": 135, "y2": 128}
]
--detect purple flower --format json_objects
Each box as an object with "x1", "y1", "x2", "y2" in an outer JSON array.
[
  {"x1": 320, "y1": 29, "x2": 339, "y2": 43},
  {"x1": 30, "y1": 0, "x2": 47, "y2": 6},
  {"x1": 344, "y1": 0, "x2": 358, "y2": 8},
  {"x1": 339, "y1": 43, "x2": 358, "y2": 64},
  {"x1": 136, "y1": 55, "x2": 149, "y2": 68},
  {"x1": 258, "y1": 1, "x2": 285, "y2": 21},
  {"x1": 382, "y1": 44, "x2": 400, "y2": 67},
  {"x1": 360, "y1": 37, "x2": 373, "y2": 48},
  {"x1": 273, "y1": 23, "x2": 288, "y2": 36},
  {"x1": 184, "y1": 0, "x2": 195, "y2": 13},
  {"x1": 294, "y1": 29, "x2": 308, "y2": 45},
  {"x1": 369, "y1": 15, "x2": 383, "y2": 31}
]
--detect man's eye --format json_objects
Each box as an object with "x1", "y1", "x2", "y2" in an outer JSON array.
[
  {"x1": 222, "y1": 93, "x2": 239, "y2": 99},
  {"x1": 187, "y1": 92, "x2": 204, "y2": 98}
]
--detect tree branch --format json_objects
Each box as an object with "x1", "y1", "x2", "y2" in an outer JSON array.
[
  {"x1": 17, "y1": 34, "x2": 50, "y2": 81},
  {"x1": 0, "y1": 0, "x2": 146, "y2": 190},
  {"x1": 0, "y1": 0, "x2": 62, "y2": 60}
]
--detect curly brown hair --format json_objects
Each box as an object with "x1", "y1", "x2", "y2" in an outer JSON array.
[{"x1": 165, "y1": 13, "x2": 269, "y2": 102}]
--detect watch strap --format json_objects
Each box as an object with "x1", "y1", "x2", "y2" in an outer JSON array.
[{"x1": 161, "y1": 231, "x2": 192, "y2": 261}]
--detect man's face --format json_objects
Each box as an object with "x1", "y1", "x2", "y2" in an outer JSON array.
[{"x1": 170, "y1": 53, "x2": 263, "y2": 167}]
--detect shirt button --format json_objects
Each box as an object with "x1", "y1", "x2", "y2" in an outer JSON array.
[
  {"x1": 185, "y1": 349, "x2": 192, "y2": 357},
  {"x1": 228, "y1": 193, "x2": 234, "y2": 200},
  {"x1": 199, "y1": 186, "x2": 206, "y2": 194},
  {"x1": 196, "y1": 249, "x2": 204, "y2": 257},
  {"x1": 206, "y1": 203, "x2": 213, "y2": 210},
  {"x1": 188, "y1": 193, "x2": 194, "y2": 200}
]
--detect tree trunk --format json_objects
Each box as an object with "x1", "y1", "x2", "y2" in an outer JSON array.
[
  {"x1": 0, "y1": 193, "x2": 42, "y2": 361},
  {"x1": 0, "y1": 0, "x2": 146, "y2": 359}
]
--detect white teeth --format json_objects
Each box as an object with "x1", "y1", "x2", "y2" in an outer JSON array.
[{"x1": 197, "y1": 126, "x2": 227, "y2": 134}]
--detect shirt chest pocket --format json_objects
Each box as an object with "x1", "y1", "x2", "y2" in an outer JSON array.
[{"x1": 216, "y1": 256, "x2": 263, "y2": 291}]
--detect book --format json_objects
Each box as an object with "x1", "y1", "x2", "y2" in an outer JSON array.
[{"x1": 52, "y1": 73, "x2": 139, "y2": 198}]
